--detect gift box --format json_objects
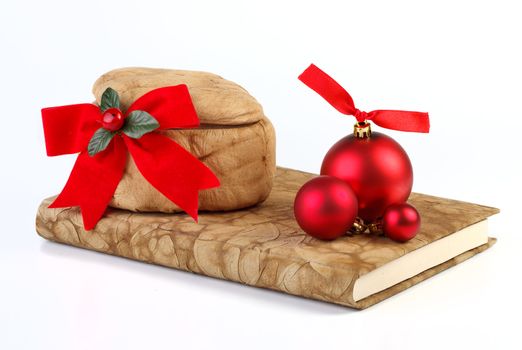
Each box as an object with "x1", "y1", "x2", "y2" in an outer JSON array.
[{"x1": 92, "y1": 67, "x2": 276, "y2": 213}]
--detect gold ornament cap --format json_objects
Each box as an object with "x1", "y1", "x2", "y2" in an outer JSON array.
[{"x1": 353, "y1": 121, "x2": 372, "y2": 138}]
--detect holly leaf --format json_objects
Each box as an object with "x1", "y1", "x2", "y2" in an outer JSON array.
[
  {"x1": 100, "y1": 87, "x2": 120, "y2": 112},
  {"x1": 88, "y1": 128, "x2": 115, "y2": 156},
  {"x1": 122, "y1": 110, "x2": 159, "y2": 138}
]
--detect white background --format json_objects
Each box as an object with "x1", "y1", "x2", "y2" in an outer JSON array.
[{"x1": 1, "y1": 0, "x2": 521, "y2": 349}]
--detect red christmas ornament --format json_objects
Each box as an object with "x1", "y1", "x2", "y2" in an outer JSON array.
[
  {"x1": 298, "y1": 64, "x2": 429, "y2": 223},
  {"x1": 101, "y1": 107, "x2": 124, "y2": 131},
  {"x1": 294, "y1": 176, "x2": 358, "y2": 240},
  {"x1": 321, "y1": 123, "x2": 413, "y2": 222},
  {"x1": 382, "y1": 203, "x2": 420, "y2": 242}
]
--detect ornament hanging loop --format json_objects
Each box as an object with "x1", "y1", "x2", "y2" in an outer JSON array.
[
  {"x1": 353, "y1": 121, "x2": 372, "y2": 138},
  {"x1": 349, "y1": 217, "x2": 367, "y2": 235},
  {"x1": 348, "y1": 216, "x2": 384, "y2": 236}
]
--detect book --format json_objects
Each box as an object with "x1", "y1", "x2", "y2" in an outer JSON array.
[{"x1": 35, "y1": 167, "x2": 499, "y2": 309}]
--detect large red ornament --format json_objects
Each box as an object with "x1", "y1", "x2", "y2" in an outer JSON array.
[
  {"x1": 382, "y1": 203, "x2": 420, "y2": 242},
  {"x1": 294, "y1": 176, "x2": 358, "y2": 240},
  {"x1": 321, "y1": 124, "x2": 413, "y2": 222}
]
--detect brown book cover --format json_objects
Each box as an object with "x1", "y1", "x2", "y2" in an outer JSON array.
[{"x1": 35, "y1": 167, "x2": 499, "y2": 309}]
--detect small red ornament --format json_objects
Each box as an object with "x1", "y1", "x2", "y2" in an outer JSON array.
[
  {"x1": 382, "y1": 203, "x2": 420, "y2": 242},
  {"x1": 101, "y1": 107, "x2": 124, "y2": 131},
  {"x1": 321, "y1": 123, "x2": 413, "y2": 222},
  {"x1": 294, "y1": 176, "x2": 358, "y2": 240}
]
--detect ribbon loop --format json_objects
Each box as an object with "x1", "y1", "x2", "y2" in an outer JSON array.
[
  {"x1": 126, "y1": 85, "x2": 200, "y2": 129},
  {"x1": 42, "y1": 104, "x2": 101, "y2": 156},
  {"x1": 299, "y1": 64, "x2": 430, "y2": 133}
]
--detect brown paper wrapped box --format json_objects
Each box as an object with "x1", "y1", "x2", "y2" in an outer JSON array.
[
  {"x1": 93, "y1": 67, "x2": 276, "y2": 213},
  {"x1": 36, "y1": 168, "x2": 498, "y2": 309}
]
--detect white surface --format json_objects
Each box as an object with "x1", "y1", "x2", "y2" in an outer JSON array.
[{"x1": 0, "y1": 1, "x2": 520, "y2": 349}]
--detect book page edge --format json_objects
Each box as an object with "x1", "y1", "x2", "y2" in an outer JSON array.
[{"x1": 353, "y1": 220, "x2": 489, "y2": 302}]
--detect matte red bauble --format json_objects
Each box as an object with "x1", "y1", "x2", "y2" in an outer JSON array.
[
  {"x1": 321, "y1": 123, "x2": 413, "y2": 222},
  {"x1": 382, "y1": 203, "x2": 420, "y2": 242},
  {"x1": 294, "y1": 176, "x2": 358, "y2": 240},
  {"x1": 101, "y1": 107, "x2": 124, "y2": 131}
]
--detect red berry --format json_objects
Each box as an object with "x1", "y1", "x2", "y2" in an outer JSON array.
[{"x1": 101, "y1": 108, "x2": 124, "y2": 131}]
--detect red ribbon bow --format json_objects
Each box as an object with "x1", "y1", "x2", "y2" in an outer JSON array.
[
  {"x1": 298, "y1": 64, "x2": 430, "y2": 132},
  {"x1": 42, "y1": 85, "x2": 220, "y2": 230}
]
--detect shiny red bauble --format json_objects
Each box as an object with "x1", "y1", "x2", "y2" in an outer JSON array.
[
  {"x1": 101, "y1": 108, "x2": 124, "y2": 131},
  {"x1": 321, "y1": 131, "x2": 413, "y2": 222},
  {"x1": 382, "y1": 203, "x2": 420, "y2": 242},
  {"x1": 294, "y1": 176, "x2": 358, "y2": 240}
]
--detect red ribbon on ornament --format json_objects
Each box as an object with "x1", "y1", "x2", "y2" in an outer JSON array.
[
  {"x1": 298, "y1": 64, "x2": 430, "y2": 132},
  {"x1": 42, "y1": 85, "x2": 220, "y2": 230}
]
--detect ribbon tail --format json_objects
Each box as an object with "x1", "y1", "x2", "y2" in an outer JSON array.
[
  {"x1": 298, "y1": 64, "x2": 357, "y2": 115},
  {"x1": 368, "y1": 110, "x2": 430, "y2": 133},
  {"x1": 49, "y1": 137, "x2": 127, "y2": 230},
  {"x1": 124, "y1": 133, "x2": 220, "y2": 221}
]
